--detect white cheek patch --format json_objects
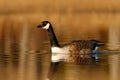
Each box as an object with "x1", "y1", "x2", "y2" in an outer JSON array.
[{"x1": 43, "y1": 23, "x2": 50, "y2": 29}]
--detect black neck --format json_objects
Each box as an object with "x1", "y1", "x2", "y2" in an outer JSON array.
[{"x1": 47, "y1": 24, "x2": 60, "y2": 47}]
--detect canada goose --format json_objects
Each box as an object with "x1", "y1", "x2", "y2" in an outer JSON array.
[{"x1": 37, "y1": 21, "x2": 103, "y2": 63}]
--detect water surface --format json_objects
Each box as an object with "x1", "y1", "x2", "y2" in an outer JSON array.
[{"x1": 0, "y1": 14, "x2": 120, "y2": 80}]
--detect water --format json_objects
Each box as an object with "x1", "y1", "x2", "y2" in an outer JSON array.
[
  {"x1": 0, "y1": 48, "x2": 120, "y2": 80},
  {"x1": 0, "y1": 14, "x2": 120, "y2": 80}
]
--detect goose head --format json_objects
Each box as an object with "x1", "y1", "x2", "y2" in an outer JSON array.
[{"x1": 37, "y1": 21, "x2": 51, "y2": 30}]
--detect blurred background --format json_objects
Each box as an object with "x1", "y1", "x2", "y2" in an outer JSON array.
[
  {"x1": 0, "y1": 0, "x2": 120, "y2": 80},
  {"x1": 0, "y1": 0, "x2": 120, "y2": 51}
]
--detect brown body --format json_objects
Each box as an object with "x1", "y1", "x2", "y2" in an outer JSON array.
[{"x1": 64, "y1": 40, "x2": 95, "y2": 63}]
